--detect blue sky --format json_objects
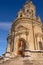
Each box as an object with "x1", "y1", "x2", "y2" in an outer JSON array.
[{"x1": 0, "y1": 0, "x2": 43, "y2": 56}]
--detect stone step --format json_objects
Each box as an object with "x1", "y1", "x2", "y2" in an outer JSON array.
[{"x1": 0, "y1": 56, "x2": 43, "y2": 65}]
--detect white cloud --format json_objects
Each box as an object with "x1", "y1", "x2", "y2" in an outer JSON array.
[
  {"x1": 0, "y1": 22, "x2": 12, "y2": 30},
  {"x1": 0, "y1": 22, "x2": 12, "y2": 42}
]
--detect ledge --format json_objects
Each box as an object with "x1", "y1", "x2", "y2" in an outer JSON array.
[{"x1": 25, "y1": 50, "x2": 43, "y2": 53}]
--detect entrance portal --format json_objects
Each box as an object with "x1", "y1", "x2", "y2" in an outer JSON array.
[{"x1": 17, "y1": 38, "x2": 26, "y2": 56}]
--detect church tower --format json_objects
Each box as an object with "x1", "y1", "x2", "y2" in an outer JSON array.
[
  {"x1": 6, "y1": 0, "x2": 43, "y2": 57},
  {"x1": 0, "y1": 1, "x2": 43, "y2": 65}
]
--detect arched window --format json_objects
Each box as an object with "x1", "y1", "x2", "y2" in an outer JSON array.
[
  {"x1": 27, "y1": 10, "x2": 29, "y2": 13},
  {"x1": 20, "y1": 14, "x2": 22, "y2": 17}
]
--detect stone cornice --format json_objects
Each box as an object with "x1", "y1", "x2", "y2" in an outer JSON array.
[
  {"x1": 12, "y1": 17, "x2": 42, "y2": 27},
  {"x1": 25, "y1": 50, "x2": 43, "y2": 53}
]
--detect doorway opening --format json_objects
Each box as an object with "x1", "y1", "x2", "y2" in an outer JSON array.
[{"x1": 17, "y1": 38, "x2": 26, "y2": 56}]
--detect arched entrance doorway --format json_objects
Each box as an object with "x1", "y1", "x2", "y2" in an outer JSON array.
[{"x1": 17, "y1": 38, "x2": 26, "y2": 56}]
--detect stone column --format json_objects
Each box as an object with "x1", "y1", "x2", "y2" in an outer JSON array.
[
  {"x1": 11, "y1": 32, "x2": 14, "y2": 52},
  {"x1": 7, "y1": 43, "x2": 11, "y2": 53},
  {"x1": 6, "y1": 39, "x2": 11, "y2": 53},
  {"x1": 26, "y1": 29, "x2": 28, "y2": 50},
  {"x1": 35, "y1": 34, "x2": 38, "y2": 50},
  {"x1": 31, "y1": 12, "x2": 36, "y2": 50}
]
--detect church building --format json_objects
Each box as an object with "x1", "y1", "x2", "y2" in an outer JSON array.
[{"x1": 0, "y1": 1, "x2": 43, "y2": 65}]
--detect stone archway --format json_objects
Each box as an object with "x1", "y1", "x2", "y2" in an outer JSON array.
[{"x1": 17, "y1": 38, "x2": 26, "y2": 56}]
